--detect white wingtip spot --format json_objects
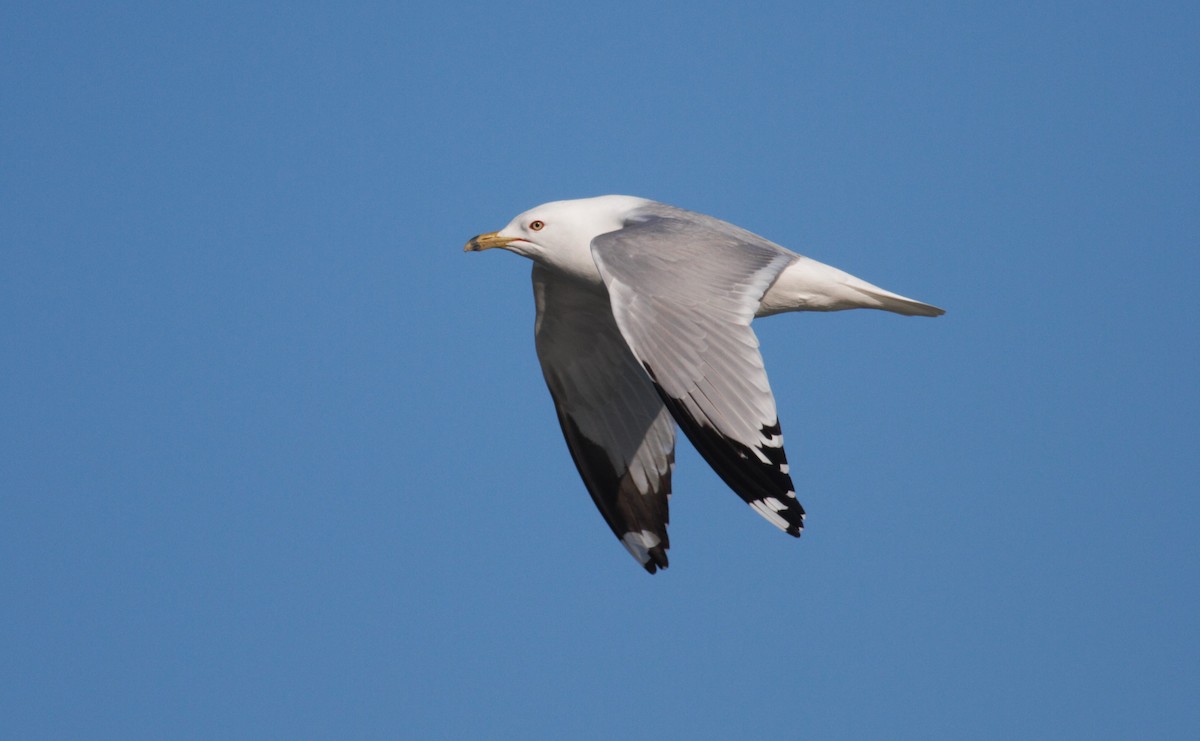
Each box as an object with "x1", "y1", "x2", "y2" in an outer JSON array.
[
  {"x1": 785, "y1": 490, "x2": 796, "y2": 499},
  {"x1": 750, "y1": 500, "x2": 790, "y2": 531},
  {"x1": 621, "y1": 530, "x2": 662, "y2": 564},
  {"x1": 780, "y1": 464, "x2": 789, "y2": 474}
]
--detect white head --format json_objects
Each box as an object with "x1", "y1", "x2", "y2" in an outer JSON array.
[{"x1": 465, "y1": 195, "x2": 651, "y2": 283}]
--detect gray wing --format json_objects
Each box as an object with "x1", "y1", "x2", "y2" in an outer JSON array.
[
  {"x1": 590, "y1": 207, "x2": 806, "y2": 536},
  {"x1": 532, "y1": 264, "x2": 677, "y2": 573}
]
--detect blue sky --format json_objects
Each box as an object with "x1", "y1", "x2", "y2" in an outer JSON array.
[{"x1": 2, "y1": 1, "x2": 1197, "y2": 738}]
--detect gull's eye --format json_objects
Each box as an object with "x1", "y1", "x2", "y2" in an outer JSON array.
[{"x1": 529, "y1": 220, "x2": 545, "y2": 231}]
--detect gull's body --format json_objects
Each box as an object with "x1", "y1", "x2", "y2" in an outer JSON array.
[{"x1": 466, "y1": 195, "x2": 943, "y2": 573}]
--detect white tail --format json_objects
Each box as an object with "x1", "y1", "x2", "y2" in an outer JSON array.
[
  {"x1": 842, "y1": 276, "x2": 945, "y2": 317},
  {"x1": 758, "y1": 256, "x2": 945, "y2": 318}
]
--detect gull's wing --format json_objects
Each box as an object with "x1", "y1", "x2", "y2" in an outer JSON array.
[
  {"x1": 590, "y1": 207, "x2": 806, "y2": 536},
  {"x1": 532, "y1": 264, "x2": 677, "y2": 573}
]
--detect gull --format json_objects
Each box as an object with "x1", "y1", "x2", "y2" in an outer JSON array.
[{"x1": 466, "y1": 195, "x2": 943, "y2": 573}]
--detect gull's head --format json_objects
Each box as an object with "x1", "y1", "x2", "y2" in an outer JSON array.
[{"x1": 465, "y1": 195, "x2": 651, "y2": 281}]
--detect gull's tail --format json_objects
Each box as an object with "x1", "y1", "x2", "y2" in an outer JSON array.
[
  {"x1": 842, "y1": 276, "x2": 945, "y2": 317},
  {"x1": 758, "y1": 256, "x2": 945, "y2": 318}
]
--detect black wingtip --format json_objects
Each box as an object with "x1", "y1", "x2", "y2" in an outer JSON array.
[
  {"x1": 655, "y1": 387, "x2": 807, "y2": 536},
  {"x1": 652, "y1": 546, "x2": 669, "y2": 571},
  {"x1": 640, "y1": 545, "x2": 670, "y2": 574}
]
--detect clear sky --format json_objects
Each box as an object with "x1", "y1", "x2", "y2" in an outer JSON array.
[{"x1": 3, "y1": 2, "x2": 1197, "y2": 738}]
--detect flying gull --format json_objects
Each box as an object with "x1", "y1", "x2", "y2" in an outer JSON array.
[{"x1": 466, "y1": 195, "x2": 943, "y2": 573}]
